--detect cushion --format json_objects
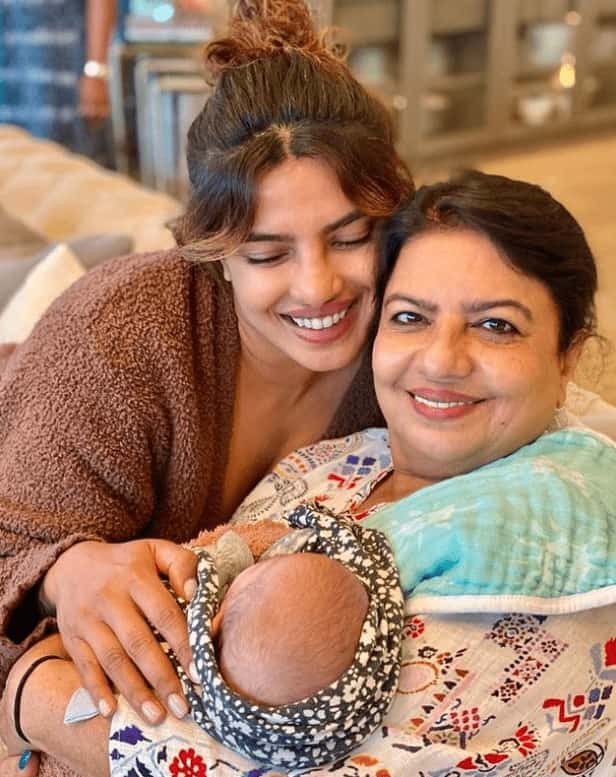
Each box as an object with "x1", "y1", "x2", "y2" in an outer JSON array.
[
  {"x1": 566, "y1": 382, "x2": 616, "y2": 442},
  {"x1": 0, "y1": 244, "x2": 86, "y2": 344},
  {"x1": 0, "y1": 204, "x2": 47, "y2": 258},
  {"x1": 0, "y1": 230, "x2": 133, "y2": 311}
]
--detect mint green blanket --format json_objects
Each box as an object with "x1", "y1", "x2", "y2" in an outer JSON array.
[{"x1": 363, "y1": 428, "x2": 616, "y2": 613}]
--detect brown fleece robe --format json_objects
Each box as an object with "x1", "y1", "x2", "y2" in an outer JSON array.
[{"x1": 0, "y1": 249, "x2": 383, "y2": 774}]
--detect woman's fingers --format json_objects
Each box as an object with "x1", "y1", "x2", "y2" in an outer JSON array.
[
  {"x1": 149, "y1": 539, "x2": 198, "y2": 604},
  {"x1": 103, "y1": 598, "x2": 190, "y2": 721},
  {"x1": 68, "y1": 621, "x2": 166, "y2": 725},
  {"x1": 67, "y1": 637, "x2": 117, "y2": 718}
]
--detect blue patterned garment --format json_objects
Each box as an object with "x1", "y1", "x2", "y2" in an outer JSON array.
[{"x1": 0, "y1": 0, "x2": 113, "y2": 164}]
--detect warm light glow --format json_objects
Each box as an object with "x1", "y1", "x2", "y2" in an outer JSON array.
[{"x1": 559, "y1": 62, "x2": 576, "y2": 88}]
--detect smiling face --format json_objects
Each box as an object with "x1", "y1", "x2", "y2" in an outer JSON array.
[
  {"x1": 222, "y1": 156, "x2": 377, "y2": 373},
  {"x1": 373, "y1": 228, "x2": 579, "y2": 481}
]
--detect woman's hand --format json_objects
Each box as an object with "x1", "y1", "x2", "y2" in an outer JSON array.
[
  {"x1": 79, "y1": 75, "x2": 110, "y2": 126},
  {"x1": 42, "y1": 539, "x2": 198, "y2": 723}
]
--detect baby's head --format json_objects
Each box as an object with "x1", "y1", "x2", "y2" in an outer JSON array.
[{"x1": 212, "y1": 552, "x2": 369, "y2": 706}]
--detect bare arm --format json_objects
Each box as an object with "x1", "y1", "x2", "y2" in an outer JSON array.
[
  {"x1": 80, "y1": 0, "x2": 117, "y2": 122},
  {"x1": 0, "y1": 636, "x2": 109, "y2": 777}
]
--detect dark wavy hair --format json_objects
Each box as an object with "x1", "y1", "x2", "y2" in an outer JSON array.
[
  {"x1": 171, "y1": 0, "x2": 414, "y2": 273},
  {"x1": 377, "y1": 170, "x2": 598, "y2": 353}
]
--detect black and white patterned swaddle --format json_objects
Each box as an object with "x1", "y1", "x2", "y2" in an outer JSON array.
[{"x1": 170, "y1": 504, "x2": 404, "y2": 772}]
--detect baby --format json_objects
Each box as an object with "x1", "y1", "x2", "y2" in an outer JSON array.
[
  {"x1": 212, "y1": 551, "x2": 369, "y2": 706},
  {"x1": 156, "y1": 508, "x2": 404, "y2": 770}
]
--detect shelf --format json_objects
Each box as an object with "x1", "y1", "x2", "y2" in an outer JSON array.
[{"x1": 515, "y1": 63, "x2": 561, "y2": 81}]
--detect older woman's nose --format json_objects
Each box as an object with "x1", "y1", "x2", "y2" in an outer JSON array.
[{"x1": 417, "y1": 324, "x2": 473, "y2": 380}]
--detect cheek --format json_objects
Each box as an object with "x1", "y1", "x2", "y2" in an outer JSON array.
[
  {"x1": 372, "y1": 333, "x2": 408, "y2": 394},
  {"x1": 345, "y1": 246, "x2": 377, "y2": 290},
  {"x1": 232, "y1": 271, "x2": 287, "y2": 313}
]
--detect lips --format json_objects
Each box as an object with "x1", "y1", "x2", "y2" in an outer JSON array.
[
  {"x1": 281, "y1": 302, "x2": 358, "y2": 343},
  {"x1": 410, "y1": 388, "x2": 482, "y2": 404},
  {"x1": 285, "y1": 300, "x2": 353, "y2": 318},
  {"x1": 408, "y1": 388, "x2": 484, "y2": 420}
]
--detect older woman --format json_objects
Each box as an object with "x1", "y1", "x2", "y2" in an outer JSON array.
[
  {"x1": 3, "y1": 171, "x2": 615, "y2": 777},
  {"x1": 0, "y1": 0, "x2": 412, "y2": 753}
]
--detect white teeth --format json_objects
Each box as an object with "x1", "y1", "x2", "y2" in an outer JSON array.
[
  {"x1": 289, "y1": 307, "x2": 349, "y2": 330},
  {"x1": 413, "y1": 394, "x2": 476, "y2": 409}
]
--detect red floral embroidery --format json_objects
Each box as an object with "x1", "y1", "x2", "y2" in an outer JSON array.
[
  {"x1": 169, "y1": 748, "x2": 207, "y2": 777},
  {"x1": 404, "y1": 616, "x2": 425, "y2": 639},
  {"x1": 514, "y1": 724, "x2": 538, "y2": 757}
]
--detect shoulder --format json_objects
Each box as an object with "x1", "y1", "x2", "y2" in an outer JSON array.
[
  {"x1": 3, "y1": 248, "x2": 237, "y2": 403},
  {"x1": 26, "y1": 248, "x2": 231, "y2": 367}
]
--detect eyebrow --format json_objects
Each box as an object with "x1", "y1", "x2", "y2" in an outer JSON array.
[
  {"x1": 245, "y1": 209, "x2": 366, "y2": 243},
  {"x1": 384, "y1": 294, "x2": 534, "y2": 321}
]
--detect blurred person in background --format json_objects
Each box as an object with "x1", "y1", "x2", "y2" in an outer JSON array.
[{"x1": 0, "y1": 0, "x2": 117, "y2": 167}]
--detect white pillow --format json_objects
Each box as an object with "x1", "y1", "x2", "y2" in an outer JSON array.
[
  {"x1": 0, "y1": 243, "x2": 85, "y2": 343},
  {"x1": 566, "y1": 382, "x2": 616, "y2": 442}
]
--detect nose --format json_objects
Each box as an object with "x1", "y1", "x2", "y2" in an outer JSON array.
[
  {"x1": 417, "y1": 322, "x2": 473, "y2": 380},
  {"x1": 290, "y1": 243, "x2": 343, "y2": 306}
]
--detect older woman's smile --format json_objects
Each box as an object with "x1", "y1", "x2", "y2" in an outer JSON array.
[{"x1": 408, "y1": 388, "x2": 484, "y2": 420}]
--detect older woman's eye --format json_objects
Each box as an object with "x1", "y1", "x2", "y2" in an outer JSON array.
[
  {"x1": 478, "y1": 318, "x2": 518, "y2": 335},
  {"x1": 391, "y1": 311, "x2": 425, "y2": 326}
]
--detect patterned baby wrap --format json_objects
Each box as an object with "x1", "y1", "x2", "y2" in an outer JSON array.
[{"x1": 166, "y1": 506, "x2": 404, "y2": 770}]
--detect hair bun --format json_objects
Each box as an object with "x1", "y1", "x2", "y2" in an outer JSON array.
[{"x1": 205, "y1": 0, "x2": 342, "y2": 79}]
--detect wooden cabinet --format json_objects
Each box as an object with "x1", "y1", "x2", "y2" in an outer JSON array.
[
  {"x1": 111, "y1": 1, "x2": 616, "y2": 192},
  {"x1": 320, "y1": 0, "x2": 616, "y2": 167}
]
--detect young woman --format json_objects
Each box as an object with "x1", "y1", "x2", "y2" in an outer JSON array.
[{"x1": 0, "y1": 0, "x2": 413, "y2": 748}]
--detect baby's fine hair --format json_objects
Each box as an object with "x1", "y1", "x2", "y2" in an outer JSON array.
[{"x1": 217, "y1": 552, "x2": 369, "y2": 706}]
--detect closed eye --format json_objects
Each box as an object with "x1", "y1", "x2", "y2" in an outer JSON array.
[
  {"x1": 331, "y1": 233, "x2": 373, "y2": 250},
  {"x1": 243, "y1": 251, "x2": 288, "y2": 265}
]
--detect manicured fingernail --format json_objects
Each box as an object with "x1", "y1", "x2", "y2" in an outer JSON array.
[
  {"x1": 184, "y1": 578, "x2": 197, "y2": 601},
  {"x1": 99, "y1": 699, "x2": 113, "y2": 717},
  {"x1": 168, "y1": 693, "x2": 189, "y2": 719},
  {"x1": 189, "y1": 661, "x2": 200, "y2": 684},
  {"x1": 141, "y1": 701, "x2": 163, "y2": 723},
  {"x1": 19, "y1": 751, "x2": 32, "y2": 770}
]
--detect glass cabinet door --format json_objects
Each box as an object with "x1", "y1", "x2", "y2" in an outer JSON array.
[
  {"x1": 331, "y1": 1, "x2": 407, "y2": 139},
  {"x1": 585, "y1": 0, "x2": 616, "y2": 111},
  {"x1": 511, "y1": 0, "x2": 581, "y2": 130},
  {"x1": 124, "y1": 0, "x2": 222, "y2": 42},
  {"x1": 421, "y1": 0, "x2": 492, "y2": 139}
]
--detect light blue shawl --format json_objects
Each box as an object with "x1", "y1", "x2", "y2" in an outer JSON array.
[{"x1": 363, "y1": 428, "x2": 616, "y2": 614}]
